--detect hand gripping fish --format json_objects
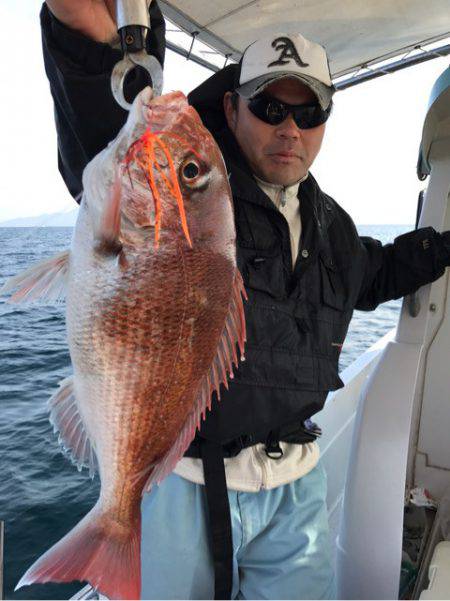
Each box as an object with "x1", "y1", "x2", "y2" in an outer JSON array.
[{"x1": 1, "y1": 88, "x2": 246, "y2": 599}]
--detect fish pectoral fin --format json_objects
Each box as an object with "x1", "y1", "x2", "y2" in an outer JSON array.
[
  {"x1": 48, "y1": 376, "x2": 98, "y2": 479},
  {"x1": 143, "y1": 269, "x2": 247, "y2": 492},
  {"x1": 0, "y1": 249, "x2": 70, "y2": 305}
]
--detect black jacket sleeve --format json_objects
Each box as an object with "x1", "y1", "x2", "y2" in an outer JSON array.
[
  {"x1": 40, "y1": 2, "x2": 166, "y2": 200},
  {"x1": 356, "y1": 227, "x2": 450, "y2": 311}
]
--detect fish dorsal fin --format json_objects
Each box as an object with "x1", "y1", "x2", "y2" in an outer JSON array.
[
  {"x1": 48, "y1": 377, "x2": 98, "y2": 478},
  {"x1": 1, "y1": 250, "x2": 69, "y2": 304},
  {"x1": 144, "y1": 270, "x2": 247, "y2": 491}
]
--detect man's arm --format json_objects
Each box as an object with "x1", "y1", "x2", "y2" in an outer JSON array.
[
  {"x1": 355, "y1": 227, "x2": 450, "y2": 311},
  {"x1": 45, "y1": 0, "x2": 118, "y2": 43},
  {"x1": 40, "y1": 2, "x2": 165, "y2": 200}
]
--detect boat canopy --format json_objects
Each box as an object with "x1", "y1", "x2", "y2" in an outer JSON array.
[{"x1": 159, "y1": 0, "x2": 449, "y2": 81}]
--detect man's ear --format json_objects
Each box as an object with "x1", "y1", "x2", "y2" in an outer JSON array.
[{"x1": 223, "y1": 91, "x2": 237, "y2": 131}]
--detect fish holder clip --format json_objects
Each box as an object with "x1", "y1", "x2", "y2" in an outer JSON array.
[{"x1": 111, "y1": 0, "x2": 163, "y2": 110}]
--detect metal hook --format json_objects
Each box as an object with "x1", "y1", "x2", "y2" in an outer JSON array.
[
  {"x1": 111, "y1": 52, "x2": 163, "y2": 110},
  {"x1": 111, "y1": 0, "x2": 164, "y2": 111}
]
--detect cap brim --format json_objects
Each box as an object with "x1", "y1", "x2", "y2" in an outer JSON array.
[{"x1": 237, "y1": 72, "x2": 334, "y2": 110}]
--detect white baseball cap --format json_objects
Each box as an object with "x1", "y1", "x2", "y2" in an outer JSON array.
[{"x1": 236, "y1": 32, "x2": 334, "y2": 109}]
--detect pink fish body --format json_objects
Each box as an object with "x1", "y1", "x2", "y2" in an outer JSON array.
[{"x1": 2, "y1": 88, "x2": 246, "y2": 599}]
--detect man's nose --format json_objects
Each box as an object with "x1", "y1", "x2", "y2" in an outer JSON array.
[{"x1": 276, "y1": 113, "x2": 301, "y2": 138}]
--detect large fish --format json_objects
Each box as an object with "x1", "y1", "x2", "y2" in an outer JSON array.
[{"x1": 2, "y1": 87, "x2": 246, "y2": 600}]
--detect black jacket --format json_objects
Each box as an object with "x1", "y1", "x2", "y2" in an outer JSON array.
[{"x1": 40, "y1": 4, "x2": 450, "y2": 447}]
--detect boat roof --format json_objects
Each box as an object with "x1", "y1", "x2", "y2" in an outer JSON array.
[{"x1": 159, "y1": 0, "x2": 450, "y2": 79}]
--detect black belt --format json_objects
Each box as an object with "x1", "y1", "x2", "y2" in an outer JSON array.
[
  {"x1": 186, "y1": 419, "x2": 321, "y2": 460},
  {"x1": 201, "y1": 440, "x2": 234, "y2": 600}
]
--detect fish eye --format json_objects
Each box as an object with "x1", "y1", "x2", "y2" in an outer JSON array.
[
  {"x1": 179, "y1": 157, "x2": 210, "y2": 191},
  {"x1": 182, "y1": 161, "x2": 200, "y2": 180}
]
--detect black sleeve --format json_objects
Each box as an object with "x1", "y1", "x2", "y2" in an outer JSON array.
[
  {"x1": 40, "y1": 2, "x2": 166, "y2": 201},
  {"x1": 355, "y1": 227, "x2": 450, "y2": 311}
]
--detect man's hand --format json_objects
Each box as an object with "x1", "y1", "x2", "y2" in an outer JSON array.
[{"x1": 45, "y1": 0, "x2": 118, "y2": 44}]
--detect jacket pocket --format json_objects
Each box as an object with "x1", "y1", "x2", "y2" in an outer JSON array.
[
  {"x1": 319, "y1": 253, "x2": 347, "y2": 312},
  {"x1": 233, "y1": 345, "x2": 315, "y2": 389},
  {"x1": 239, "y1": 246, "x2": 285, "y2": 299}
]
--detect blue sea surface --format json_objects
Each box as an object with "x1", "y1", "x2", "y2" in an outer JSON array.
[{"x1": 0, "y1": 224, "x2": 411, "y2": 599}]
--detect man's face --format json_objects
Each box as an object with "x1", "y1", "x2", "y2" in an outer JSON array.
[{"x1": 224, "y1": 78, "x2": 327, "y2": 186}]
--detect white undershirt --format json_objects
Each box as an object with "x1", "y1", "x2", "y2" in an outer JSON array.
[
  {"x1": 172, "y1": 173, "x2": 319, "y2": 491},
  {"x1": 254, "y1": 174, "x2": 307, "y2": 267}
]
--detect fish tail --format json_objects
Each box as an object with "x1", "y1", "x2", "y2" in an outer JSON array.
[{"x1": 15, "y1": 502, "x2": 141, "y2": 600}]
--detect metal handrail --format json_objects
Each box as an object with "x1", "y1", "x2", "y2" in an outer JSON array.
[
  {"x1": 164, "y1": 23, "x2": 450, "y2": 89},
  {"x1": 71, "y1": 584, "x2": 105, "y2": 600},
  {"x1": 334, "y1": 43, "x2": 450, "y2": 90}
]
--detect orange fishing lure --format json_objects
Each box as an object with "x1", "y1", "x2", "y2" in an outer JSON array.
[{"x1": 124, "y1": 129, "x2": 193, "y2": 248}]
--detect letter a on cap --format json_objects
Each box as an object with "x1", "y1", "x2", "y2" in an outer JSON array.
[
  {"x1": 236, "y1": 32, "x2": 334, "y2": 109},
  {"x1": 268, "y1": 37, "x2": 309, "y2": 68}
]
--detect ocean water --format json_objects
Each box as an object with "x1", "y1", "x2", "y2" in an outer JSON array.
[{"x1": 0, "y1": 224, "x2": 411, "y2": 600}]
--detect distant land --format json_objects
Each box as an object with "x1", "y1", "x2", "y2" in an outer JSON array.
[
  {"x1": 0, "y1": 208, "x2": 413, "y2": 230},
  {"x1": 0, "y1": 208, "x2": 78, "y2": 227}
]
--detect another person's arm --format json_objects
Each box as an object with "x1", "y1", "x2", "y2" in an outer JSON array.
[{"x1": 40, "y1": 1, "x2": 165, "y2": 200}]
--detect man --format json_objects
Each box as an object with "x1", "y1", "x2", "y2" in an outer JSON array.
[{"x1": 40, "y1": 2, "x2": 450, "y2": 599}]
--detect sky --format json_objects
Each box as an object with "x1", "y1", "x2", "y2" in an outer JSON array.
[{"x1": 0, "y1": 1, "x2": 448, "y2": 225}]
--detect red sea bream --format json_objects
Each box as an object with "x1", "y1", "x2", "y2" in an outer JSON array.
[{"x1": 1, "y1": 87, "x2": 246, "y2": 599}]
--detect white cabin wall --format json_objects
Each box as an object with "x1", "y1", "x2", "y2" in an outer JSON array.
[
  {"x1": 336, "y1": 71, "x2": 450, "y2": 599},
  {"x1": 401, "y1": 141, "x2": 450, "y2": 493},
  {"x1": 414, "y1": 137, "x2": 450, "y2": 497}
]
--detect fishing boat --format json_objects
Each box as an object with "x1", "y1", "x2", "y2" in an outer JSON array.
[{"x1": 67, "y1": 1, "x2": 450, "y2": 599}]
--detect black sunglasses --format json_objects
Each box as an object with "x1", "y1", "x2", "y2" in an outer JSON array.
[{"x1": 246, "y1": 94, "x2": 331, "y2": 129}]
